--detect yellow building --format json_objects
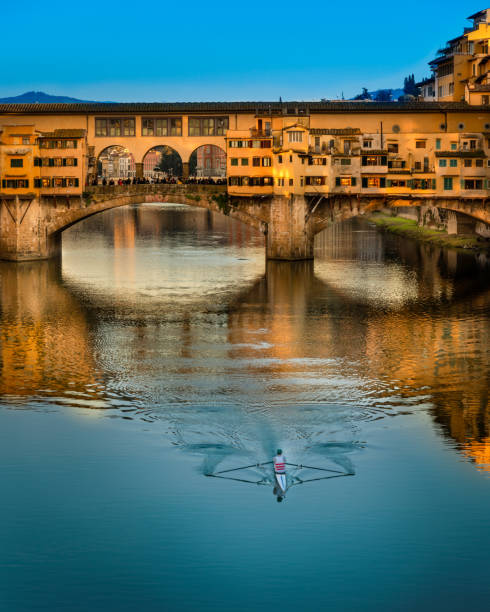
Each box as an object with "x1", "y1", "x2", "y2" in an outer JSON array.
[
  {"x1": 228, "y1": 111, "x2": 490, "y2": 200},
  {"x1": 0, "y1": 126, "x2": 87, "y2": 197},
  {"x1": 426, "y1": 8, "x2": 490, "y2": 104}
]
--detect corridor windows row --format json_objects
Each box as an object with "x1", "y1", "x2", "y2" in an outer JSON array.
[
  {"x1": 33, "y1": 158, "x2": 78, "y2": 167},
  {"x1": 142, "y1": 118, "x2": 182, "y2": 137},
  {"x1": 228, "y1": 176, "x2": 273, "y2": 186},
  {"x1": 33, "y1": 177, "x2": 80, "y2": 188},
  {"x1": 189, "y1": 117, "x2": 229, "y2": 137},
  {"x1": 95, "y1": 118, "x2": 136, "y2": 137}
]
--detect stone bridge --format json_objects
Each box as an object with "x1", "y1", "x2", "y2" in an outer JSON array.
[{"x1": 0, "y1": 183, "x2": 489, "y2": 261}]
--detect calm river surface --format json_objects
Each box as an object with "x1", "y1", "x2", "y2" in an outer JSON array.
[{"x1": 1, "y1": 203, "x2": 490, "y2": 611}]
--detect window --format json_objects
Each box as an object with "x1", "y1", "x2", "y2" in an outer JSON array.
[
  {"x1": 415, "y1": 140, "x2": 426, "y2": 148},
  {"x1": 65, "y1": 178, "x2": 79, "y2": 187},
  {"x1": 450, "y1": 142, "x2": 457, "y2": 150},
  {"x1": 363, "y1": 140, "x2": 372, "y2": 148},
  {"x1": 362, "y1": 155, "x2": 387, "y2": 166},
  {"x1": 340, "y1": 158, "x2": 351, "y2": 166},
  {"x1": 335, "y1": 177, "x2": 356, "y2": 187},
  {"x1": 414, "y1": 161, "x2": 422, "y2": 170},
  {"x1": 310, "y1": 157, "x2": 327, "y2": 166},
  {"x1": 343, "y1": 140, "x2": 351, "y2": 154},
  {"x1": 188, "y1": 117, "x2": 229, "y2": 136},
  {"x1": 252, "y1": 157, "x2": 261, "y2": 167},
  {"x1": 10, "y1": 158, "x2": 23, "y2": 168},
  {"x1": 64, "y1": 158, "x2": 78, "y2": 166},
  {"x1": 361, "y1": 177, "x2": 385, "y2": 188},
  {"x1": 387, "y1": 142, "x2": 398, "y2": 153},
  {"x1": 439, "y1": 159, "x2": 447, "y2": 167},
  {"x1": 387, "y1": 180, "x2": 406, "y2": 187},
  {"x1": 230, "y1": 158, "x2": 239, "y2": 166},
  {"x1": 95, "y1": 117, "x2": 135, "y2": 137},
  {"x1": 1, "y1": 179, "x2": 29, "y2": 188},
  {"x1": 262, "y1": 157, "x2": 271, "y2": 167},
  {"x1": 444, "y1": 177, "x2": 453, "y2": 190},
  {"x1": 476, "y1": 159, "x2": 484, "y2": 167},
  {"x1": 388, "y1": 160, "x2": 406, "y2": 169},
  {"x1": 305, "y1": 177, "x2": 326, "y2": 186},
  {"x1": 450, "y1": 159, "x2": 458, "y2": 167},
  {"x1": 289, "y1": 178, "x2": 293, "y2": 186},
  {"x1": 22, "y1": 136, "x2": 30, "y2": 144},
  {"x1": 464, "y1": 159, "x2": 472, "y2": 167},
  {"x1": 41, "y1": 178, "x2": 51, "y2": 188},
  {"x1": 463, "y1": 179, "x2": 483, "y2": 190},
  {"x1": 288, "y1": 131, "x2": 303, "y2": 143},
  {"x1": 278, "y1": 155, "x2": 283, "y2": 163},
  {"x1": 241, "y1": 158, "x2": 249, "y2": 166},
  {"x1": 482, "y1": 95, "x2": 489, "y2": 105},
  {"x1": 436, "y1": 139, "x2": 441, "y2": 150}
]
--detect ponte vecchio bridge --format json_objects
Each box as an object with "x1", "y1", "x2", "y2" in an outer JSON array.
[{"x1": 0, "y1": 101, "x2": 489, "y2": 261}]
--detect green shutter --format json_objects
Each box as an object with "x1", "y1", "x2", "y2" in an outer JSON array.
[
  {"x1": 386, "y1": 179, "x2": 391, "y2": 187},
  {"x1": 362, "y1": 157, "x2": 367, "y2": 166},
  {"x1": 63, "y1": 158, "x2": 67, "y2": 166},
  {"x1": 62, "y1": 178, "x2": 67, "y2": 187},
  {"x1": 2, "y1": 180, "x2": 5, "y2": 188},
  {"x1": 351, "y1": 177, "x2": 356, "y2": 186},
  {"x1": 432, "y1": 179, "x2": 436, "y2": 189},
  {"x1": 335, "y1": 177, "x2": 341, "y2": 186},
  {"x1": 380, "y1": 177, "x2": 386, "y2": 188},
  {"x1": 461, "y1": 179, "x2": 465, "y2": 188},
  {"x1": 49, "y1": 158, "x2": 54, "y2": 167},
  {"x1": 74, "y1": 159, "x2": 78, "y2": 167},
  {"x1": 362, "y1": 177, "x2": 368, "y2": 188},
  {"x1": 381, "y1": 156, "x2": 387, "y2": 165},
  {"x1": 74, "y1": 178, "x2": 79, "y2": 187}
]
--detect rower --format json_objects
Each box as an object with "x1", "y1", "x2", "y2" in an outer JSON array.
[{"x1": 273, "y1": 449, "x2": 286, "y2": 474}]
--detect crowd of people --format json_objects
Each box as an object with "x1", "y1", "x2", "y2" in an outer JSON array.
[{"x1": 91, "y1": 176, "x2": 227, "y2": 187}]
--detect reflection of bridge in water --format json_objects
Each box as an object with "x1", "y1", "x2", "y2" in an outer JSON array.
[{"x1": 1, "y1": 211, "x2": 489, "y2": 471}]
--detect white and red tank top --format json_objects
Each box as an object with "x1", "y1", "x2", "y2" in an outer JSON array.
[{"x1": 273, "y1": 455, "x2": 286, "y2": 473}]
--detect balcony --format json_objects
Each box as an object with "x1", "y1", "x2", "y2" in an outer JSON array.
[{"x1": 250, "y1": 128, "x2": 272, "y2": 138}]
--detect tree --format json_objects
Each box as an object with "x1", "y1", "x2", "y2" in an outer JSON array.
[
  {"x1": 375, "y1": 89, "x2": 393, "y2": 102},
  {"x1": 353, "y1": 87, "x2": 371, "y2": 100},
  {"x1": 157, "y1": 146, "x2": 183, "y2": 176},
  {"x1": 403, "y1": 74, "x2": 419, "y2": 97}
]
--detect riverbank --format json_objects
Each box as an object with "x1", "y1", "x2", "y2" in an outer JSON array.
[{"x1": 367, "y1": 213, "x2": 490, "y2": 253}]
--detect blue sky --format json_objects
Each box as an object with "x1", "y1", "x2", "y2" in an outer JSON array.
[{"x1": 0, "y1": 1, "x2": 484, "y2": 101}]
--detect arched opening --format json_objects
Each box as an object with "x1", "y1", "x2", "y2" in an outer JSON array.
[
  {"x1": 189, "y1": 145, "x2": 226, "y2": 179},
  {"x1": 143, "y1": 146, "x2": 183, "y2": 180},
  {"x1": 97, "y1": 146, "x2": 135, "y2": 181}
]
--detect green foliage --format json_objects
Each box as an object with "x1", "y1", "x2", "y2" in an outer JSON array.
[
  {"x1": 353, "y1": 87, "x2": 371, "y2": 101},
  {"x1": 403, "y1": 74, "x2": 419, "y2": 97},
  {"x1": 157, "y1": 146, "x2": 183, "y2": 176},
  {"x1": 211, "y1": 192, "x2": 232, "y2": 215}
]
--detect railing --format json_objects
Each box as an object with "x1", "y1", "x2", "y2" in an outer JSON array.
[{"x1": 250, "y1": 129, "x2": 272, "y2": 138}]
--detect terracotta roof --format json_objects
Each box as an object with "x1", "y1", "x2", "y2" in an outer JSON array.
[
  {"x1": 435, "y1": 150, "x2": 486, "y2": 157},
  {"x1": 39, "y1": 129, "x2": 86, "y2": 138},
  {"x1": 310, "y1": 128, "x2": 361, "y2": 135},
  {"x1": 0, "y1": 101, "x2": 488, "y2": 114}
]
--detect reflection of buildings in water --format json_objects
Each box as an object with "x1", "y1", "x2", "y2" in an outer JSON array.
[{"x1": 0, "y1": 261, "x2": 101, "y2": 402}]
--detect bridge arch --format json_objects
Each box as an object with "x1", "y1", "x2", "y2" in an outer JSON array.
[
  {"x1": 188, "y1": 144, "x2": 226, "y2": 178},
  {"x1": 45, "y1": 185, "x2": 269, "y2": 240}
]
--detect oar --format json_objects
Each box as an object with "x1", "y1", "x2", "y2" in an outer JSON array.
[
  {"x1": 285, "y1": 462, "x2": 346, "y2": 475},
  {"x1": 291, "y1": 473, "x2": 354, "y2": 486},
  {"x1": 206, "y1": 474, "x2": 269, "y2": 485},
  {"x1": 214, "y1": 461, "x2": 272, "y2": 475}
]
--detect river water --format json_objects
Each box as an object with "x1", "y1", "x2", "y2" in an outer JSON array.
[{"x1": 1, "y1": 203, "x2": 489, "y2": 611}]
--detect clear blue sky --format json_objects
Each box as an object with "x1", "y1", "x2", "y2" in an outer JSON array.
[{"x1": 0, "y1": 1, "x2": 484, "y2": 101}]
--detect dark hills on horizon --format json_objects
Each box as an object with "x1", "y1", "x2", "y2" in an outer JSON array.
[{"x1": 0, "y1": 91, "x2": 115, "y2": 104}]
